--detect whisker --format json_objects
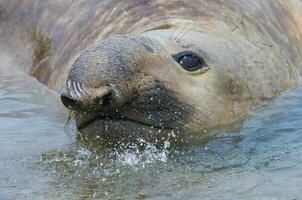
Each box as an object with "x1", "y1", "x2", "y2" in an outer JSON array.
[
  {"x1": 169, "y1": 23, "x2": 180, "y2": 41},
  {"x1": 76, "y1": 82, "x2": 86, "y2": 96},
  {"x1": 67, "y1": 80, "x2": 76, "y2": 98},
  {"x1": 73, "y1": 81, "x2": 82, "y2": 98},
  {"x1": 64, "y1": 111, "x2": 76, "y2": 138},
  {"x1": 174, "y1": 24, "x2": 189, "y2": 42},
  {"x1": 176, "y1": 24, "x2": 193, "y2": 42},
  {"x1": 159, "y1": 86, "x2": 210, "y2": 124},
  {"x1": 81, "y1": 84, "x2": 89, "y2": 95},
  {"x1": 135, "y1": 84, "x2": 208, "y2": 125},
  {"x1": 67, "y1": 110, "x2": 74, "y2": 122},
  {"x1": 170, "y1": 22, "x2": 185, "y2": 41},
  {"x1": 67, "y1": 80, "x2": 72, "y2": 92}
]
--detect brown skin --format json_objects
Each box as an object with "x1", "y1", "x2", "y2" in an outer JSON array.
[
  {"x1": 61, "y1": 35, "x2": 199, "y2": 139},
  {"x1": 1, "y1": 0, "x2": 302, "y2": 140}
]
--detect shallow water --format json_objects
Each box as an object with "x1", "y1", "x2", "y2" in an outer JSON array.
[{"x1": 1, "y1": 65, "x2": 302, "y2": 200}]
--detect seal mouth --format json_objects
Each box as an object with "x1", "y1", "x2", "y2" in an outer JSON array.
[{"x1": 76, "y1": 113, "x2": 173, "y2": 132}]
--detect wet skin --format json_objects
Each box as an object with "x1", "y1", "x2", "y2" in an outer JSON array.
[
  {"x1": 1, "y1": 0, "x2": 302, "y2": 139},
  {"x1": 61, "y1": 25, "x2": 301, "y2": 139}
]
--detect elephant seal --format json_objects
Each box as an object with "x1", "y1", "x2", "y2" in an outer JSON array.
[{"x1": 1, "y1": 0, "x2": 302, "y2": 140}]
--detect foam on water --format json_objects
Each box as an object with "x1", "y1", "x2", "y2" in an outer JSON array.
[
  {"x1": 112, "y1": 138, "x2": 170, "y2": 168},
  {"x1": 39, "y1": 136, "x2": 172, "y2": 176}
]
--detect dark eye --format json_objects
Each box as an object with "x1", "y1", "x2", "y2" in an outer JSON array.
[{"x1": 173, "y1": 51, "x2": 208, "y2": 72}]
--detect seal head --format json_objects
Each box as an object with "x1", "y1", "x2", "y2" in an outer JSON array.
[
  {"x1": 61, "y1": 33, "x2": 208, "y2": 139},
  {"x1": 61, "y1": 22, "x2": 300, "y2": 139}
]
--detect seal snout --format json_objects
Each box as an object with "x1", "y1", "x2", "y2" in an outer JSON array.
[
  {"x1": 60, "y1": 36, "x2": 154, "y2": 112},
  {"x1": 61, "y1": 82, "x2": 112, "y2": 111}
]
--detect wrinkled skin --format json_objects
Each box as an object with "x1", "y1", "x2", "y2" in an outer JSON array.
[{"x1": 1, "y1": 0, "x2": 302, "y2": 140}]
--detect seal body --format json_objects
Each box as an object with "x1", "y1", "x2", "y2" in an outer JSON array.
[{"x1": 1, "y1": 0, "x2": 302, "y2": 139}]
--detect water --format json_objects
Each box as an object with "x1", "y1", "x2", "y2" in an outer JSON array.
[{"x1": 1, "y1": 65, "x2": 302, "y2": 200}]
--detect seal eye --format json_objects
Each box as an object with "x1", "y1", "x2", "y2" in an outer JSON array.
[{"x1": 173, "y1": 51, "x2": 208, "y2": 72}]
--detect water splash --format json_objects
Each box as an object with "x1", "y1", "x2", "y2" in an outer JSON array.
[
  {"x1": 112, "y1": 138, "x2": 170, "y2": 169},
  {"x1": 38, "y1": 135, "x2": 173, "y2": 183}
]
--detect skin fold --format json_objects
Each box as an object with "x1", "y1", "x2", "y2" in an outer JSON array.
[{"x1": 0, "y1": 0, "x2": 302, "y2": 140}]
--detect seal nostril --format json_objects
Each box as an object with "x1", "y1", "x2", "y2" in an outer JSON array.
[
  {"x1": 61, "y1": 94, "x2": 82, "y2": 110},
  {"x1": 92, "y1": 91, "x2": 112, "y2": 107}
]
